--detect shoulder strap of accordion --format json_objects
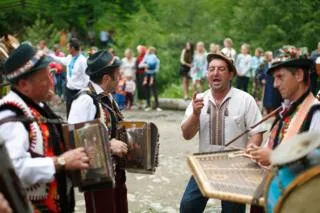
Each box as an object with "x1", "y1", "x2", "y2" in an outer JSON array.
[
  {"x1": 0, "y1": 102, "x2": 31, "y2": 131},
  {"x1": 74, "y1": 89, "x2": 101, "y2": 119}
]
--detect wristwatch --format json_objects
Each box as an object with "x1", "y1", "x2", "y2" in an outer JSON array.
[{"x1": 54, "y1": 156, "x2": 66, "y2": 171}]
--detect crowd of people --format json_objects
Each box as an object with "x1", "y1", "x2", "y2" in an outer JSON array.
[
  {"x1": 179, "y1": 38, "x2": 320, "y2": 114},
  {"x1": 30, "y1": 37, "x2": 320, "y2": 116},
  {"x1": 35, "y1": 39, "x2": 162, "y2": 113},
  {"x1": 0, "y1": 34, "x2": 319, "y2": 213}
]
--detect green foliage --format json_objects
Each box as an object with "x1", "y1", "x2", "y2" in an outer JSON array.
[
  {"x1": 22, "y1": 16, "x2": 59, "y2": 48},
  {"x1": 160, "y1": 83, "x2": 183, "y2": 98},
  {"x1": 1, "y1": 0, "x2": 319, "y2": 98}
]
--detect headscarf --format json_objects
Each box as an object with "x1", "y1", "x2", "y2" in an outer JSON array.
[{"x1": 137, "y1": 45, "x2": 147, "y2": 63}]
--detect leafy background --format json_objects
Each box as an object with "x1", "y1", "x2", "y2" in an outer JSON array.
[{"x1": 1, "y1": 0, "x2": 319, "y2": 97}]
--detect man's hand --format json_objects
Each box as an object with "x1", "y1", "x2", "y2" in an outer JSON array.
[
  {"x1": 247, "y1": 144, "x2": 272, "y2": 166},
  {"x1": 59, "y1": 147, "x2": 90, "y2": 171},
  {"x1": 0, "y1": 193, "x2": 12, "y2": 213},
  {"x1": 192, "y1": 92, "x2": 204, "y2": 117},
  {"x1": 110, "y1": 139, "x2": 128, "y2": 158}
]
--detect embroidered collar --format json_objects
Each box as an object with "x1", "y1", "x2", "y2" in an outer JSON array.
[{"x1": 208, "y1": 87, "x2": 233, "y2": 107}]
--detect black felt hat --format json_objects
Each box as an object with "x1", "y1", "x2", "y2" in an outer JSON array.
[
  {"x1": 207, "y1": 53, "x2": 236, "y2": 74},
  {"x1": 267, "y1": 58, "x2": 313, "y2": 75},
  {"x1": 86, "y1": 50, "x2": 121, "y2": 76},
  {"x1": 3, "y1": 43, "x2": 52, "y2": 81}
]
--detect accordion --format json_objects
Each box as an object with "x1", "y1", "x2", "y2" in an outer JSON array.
[
  {"x1": 62, "y1": 120, "x2": 115, "y2": 192},
  {"x1": 0, "y1": 143, "x2": 33, "y2": 213},
  {"x1": 188, "y1": 150, "x2": 267, "y2": 206},
  {"x1": 116, "y1": 121, "x2": 159, "y2": 174}
]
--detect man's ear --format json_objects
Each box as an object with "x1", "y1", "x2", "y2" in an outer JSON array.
[
  {"x1": 102, "y1": 73, "x2": 111, "y2": 83},
  {"x1": 295, "y1": 68, "x2": 305, "y2": 83},
  {"x1": 229, "y1": 71, "x2": 235, "y2": 80},
  {"x1": 16, "y1": 78, "x2": 30, "y2": 93}
]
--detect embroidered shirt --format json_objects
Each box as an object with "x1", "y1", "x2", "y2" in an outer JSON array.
[
  {"x1": 182, "y1": 88, "x2": 266, "y2": 152},
  {"x1": 50, "y1": 53, "x2": 89, "y2": 90},
  {"x1": 0, "y1": 89, "x2": 68, "y2": 212},
  {"x1": 266, "y1": 91, "x2": 320, "y2": 149}
]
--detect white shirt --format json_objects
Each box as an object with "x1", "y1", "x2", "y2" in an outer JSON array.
[
  {"x1": 316, "y1": 56, "x2": 320, "y2": 64},
  {"x1": 182, "y1": 88, "x2": 266, "y2": 152},
  {"x1": 0, "y1": 95, "x2": 55, "y2": 187},
  {"x1": 121, "y1": 57, "x2": 136, "y2": 78},
  {"x1": 236, "y1": 54, "x2": 252, "y2": 77},
  {"x1": 124, "y1": 80, "x2": 136, "y2": 94},
  {"x1": 50, "y1": 53, "x2": 89, "y2": 90},
  {"x1": 308, "y1": 110, "x2": 320, "y2": 131},
  {"x1": 221, "y1": 47, "x2": 237, "y2": 62},
  {"x1": 100, "y1": 31, "x2": 108, "y2": 42},
  {"x1": 68, "y1": 81, "x2": 103, "y2": 124}
]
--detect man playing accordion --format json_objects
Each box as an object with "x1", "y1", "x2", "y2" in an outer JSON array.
[
  {"x1": 0, "y1": 43, "x2": 89, "y2": 212},
  {"x1": 68, "y1": 50, "x2": 128, "y2": 213}
]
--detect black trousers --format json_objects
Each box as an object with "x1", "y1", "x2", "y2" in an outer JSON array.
[
  {"x1": 236, "y1": 76, "x2": 249, "y2": 92},
  {"x1": 64, "y1": 86, "x2": 80, "y2": 118},
  {"x1": 145, "y1": 76, "x2": 159, "y2": 108},
  {"x1": 310, "y1": 72, "x2": 318, "y2": 95}
]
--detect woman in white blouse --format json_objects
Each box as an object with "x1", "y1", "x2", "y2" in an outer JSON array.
[{"x1": 121, "y1": 48, "x2": 136, "y2": 79}]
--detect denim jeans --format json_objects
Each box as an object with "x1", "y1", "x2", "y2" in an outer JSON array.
[
  {"x1": 180, "y1": 176, "x2": 246, "y2": 213},
  {"x1": 55, "y1": 72, "x2": 66, "y2": 97}
]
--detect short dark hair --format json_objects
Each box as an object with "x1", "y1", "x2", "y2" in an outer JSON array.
[
  {"x1": 287, "y1": 67, "x2": 309, "y2": 84},
  {"x1": 69, "y1": 38, "x2": 81, "y2": 51},
  {"x1": 90, "y1": 68, "x2": 117, "y2": 84}
]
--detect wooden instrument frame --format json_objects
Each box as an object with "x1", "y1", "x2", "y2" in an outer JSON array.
[{"x1": 188, "y1": 151, "x2": 265, "y2": 206}]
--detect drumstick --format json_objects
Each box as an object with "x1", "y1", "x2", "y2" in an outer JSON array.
[
  {"x1": 224, "y1": 106, "x2": 282, "y2": 148},
  {"x1": 227, "y1": 150, "x2": 252, "y2": 158},
  {"x1": 0, "y1": 115, "x2": 67, "y2": 125},
  {"x1": 228, "y1": 145, "x2": 246, "y2": 151}
]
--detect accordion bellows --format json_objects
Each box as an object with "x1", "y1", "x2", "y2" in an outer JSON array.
[
  {"x1": 62, "y1": 120, "x2": 160, "y2": 192},
  {"x1": 188, "y1": 150, "x2": 266, "y2": 206},
  {"x1": 62, "y1": 120, "x2": 115, "y2": 192},
  {"x1": 117, "y1": 121, "x2": 160, "y2": 174}
]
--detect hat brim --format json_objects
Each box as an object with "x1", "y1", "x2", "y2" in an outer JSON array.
[
  {"x1": 86, "y1": 58, "x2": 121, "y2": 76},
  {"x1": 9, "y1": 56, "x2": 52, "y2": 81},
  {"x1": 28, "y1": 56, "x2": 52, "y2": 73},
  {"x1": 207, "y1": 53, "x2": 236, "y2": 74},
  {"x1": 267, "y1": 58, "x2": 313, "y2": 75}
]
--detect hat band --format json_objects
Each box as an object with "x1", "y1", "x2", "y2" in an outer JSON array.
[
  {"x1": 95, "y1": 56, "x2": 118, "y2": 73},
  {"x1": 6, "y1": 50, "x2": 45, "y2": 80},
  {"x1": 108, "y1": 56, "x2": 116, "y2": 66}
]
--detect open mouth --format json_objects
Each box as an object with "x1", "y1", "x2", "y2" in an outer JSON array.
[{"x1": 212, "y1": 79, "x2": 221, "y2": 83}]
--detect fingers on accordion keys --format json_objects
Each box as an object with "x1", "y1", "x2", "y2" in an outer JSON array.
[{"x1": 82, "y1": 155, "x2": 89, "y2": 163}]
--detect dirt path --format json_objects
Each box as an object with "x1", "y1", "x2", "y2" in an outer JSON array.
[{"x1": 73, "y1": 109, "x2": 222, "y2": 213}]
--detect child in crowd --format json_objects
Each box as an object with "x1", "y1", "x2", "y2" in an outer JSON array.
[
  {"x1": 142, "y1": 47, "x2": 160, "y2": 86},
  {"x1": 114, "y1": 75, "x2": 126, "y2": 110},
  {"x1": 124, "y1": 75, "x2": 136, "y2": 110},
  {"x1": 191, "y1": 41, "x2": 207, "y2": 93},
  {"x1": 235, "y1": 43, "x2": 252, "y2": 92}
]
